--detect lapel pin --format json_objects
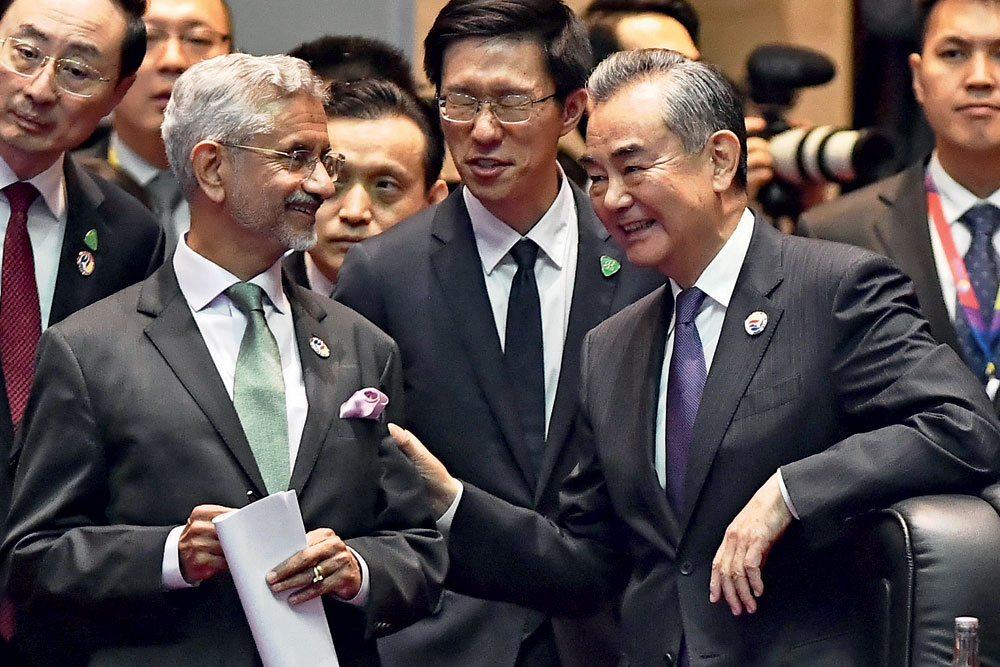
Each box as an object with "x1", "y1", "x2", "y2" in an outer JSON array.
[
  {"x1": 744, "y1": 311, "x2": 767, "y2": 336},
  {"x1": 84, "y1": 228, "x2": 98, "y2": 251},
  {"x1": 600, "y1": 255, "x2": 621, "y2": 277},
  {"x1": 309, "y1": 335, "x2": 330, "y2": 358},
  {"x1": 76, "y1": 250, "x2": 95, "y2": 277}
]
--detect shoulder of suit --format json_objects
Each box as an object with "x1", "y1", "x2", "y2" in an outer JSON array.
[
  {"x1": 293, "y1": 283, "x2": 395, "y2": 349},
  {"x1": 588, "y1": 284, "x2": 665, "y2": 341},
  {"x1": 797, "y1": 166, "x2": 918, "y2": 240}
]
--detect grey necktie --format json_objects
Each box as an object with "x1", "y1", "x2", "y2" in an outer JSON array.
[{"x1": 225, "y1": 282, "x2": 290, "y2": 494}]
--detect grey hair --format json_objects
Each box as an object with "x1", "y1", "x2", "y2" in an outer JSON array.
[
  {"x1": 162, "y1": 53, "x2": 328, "y2": 195},
  {"x1": 588, "y1": 48, "x2": 747, "y2": 186}
]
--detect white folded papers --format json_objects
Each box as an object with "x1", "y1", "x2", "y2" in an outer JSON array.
[{"x1": 214, "y1": 490, "x2": 340, "y2": 667}]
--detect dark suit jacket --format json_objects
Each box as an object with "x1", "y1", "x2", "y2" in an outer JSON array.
[
  {"x1": 444, "y1": 220, "x2": 1000, "y2": 667},
  {"x1": 334, "y1": 185, "x2": 663, "y2": 666},
  {"x1": 283, "y1": 251, "x2": 314, "y2": 291},
  {"x1": 0, "y1": 155, "x2": 163, "y2": 524},
  {"x1": 1, "y1": 263, "x2": 446, "y2": 666},
  {"x1": 797, "y1": 162, "x2": 961, "y2": 357}
]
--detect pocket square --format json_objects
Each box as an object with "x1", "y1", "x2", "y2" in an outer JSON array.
[{"x1": 339, "y1": 388, "x2": 389, "y2": 420}]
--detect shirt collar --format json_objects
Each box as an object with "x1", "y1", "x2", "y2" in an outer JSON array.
[
  {"x1": 0, "y1": 153, "x2": 67, "y2": 222},
  {"x1": 110, "y1": 131, "x2": 161, "y2": 187},
  {"x1": 465, "y1": 166, "x2": 576, "y2": 274},
  {"x1": 928, "y1": 151, "x2": 1000, "y2": 225},
  {"x1": 304, "y1": 251, "x2": 336, "y2": 297},
  {"x1": 173, "y1": 235, "x2": 289, "y2": 315},
  {"x1": 669, "y1": 207, "x2": 755, "y2": 310}
]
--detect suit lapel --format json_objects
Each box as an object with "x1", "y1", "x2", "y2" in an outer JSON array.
[
  {"x1": 679, "y1": 220, "x2": 784, "y2": 534},
  {"x1": 429, "y1": 191, "x2": 534, "y2": 488},
  {"x1": 140, "y1": 263, "x2": 268, "y2": 496},
  {"x1": 873, "y1": 163, "x2": 959, "y2": 350},
  {"x1": 285, "y1": 279, "x2": 340, "y2": 492},
  {"x1": 620, "y1": 289, "x2": 682, "y2": 553},
  {"x1": 535, "y1": 185, "x2": 626, "y2": 501},
  {"x1": 49, "y1": 157, "x2": 111, "y2": 325}
]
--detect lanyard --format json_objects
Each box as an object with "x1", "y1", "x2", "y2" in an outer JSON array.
[{"x1": 925, "y1": 172, "x2": 1000, "y2": 385}]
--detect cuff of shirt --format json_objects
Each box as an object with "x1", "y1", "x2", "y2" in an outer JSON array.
[
  {"x1": 336, "y1": 546, "x2": 370, "y2": 608},
  {"x1": 435, "y1": 482, "x2": 465, "y2": 538},
  {"x1": 162, "y1": 525, "x2": 198, "y2": 590},
  {"x1": 776, "y1": 468, "x2": 800, "y2": 520}
]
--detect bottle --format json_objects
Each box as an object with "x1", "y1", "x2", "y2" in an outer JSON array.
[{"x1": 953, "y1": 616, "x2": 980, "y2": 667}]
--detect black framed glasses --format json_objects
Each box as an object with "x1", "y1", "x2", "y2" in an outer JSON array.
[
  {"x1": 437, "y1": 92, "x2": 556, "y2": 124},
  {"x1": 0, "y1": 37, "x2": 110, "y2": 98},
  {"x1": 220, "y1": 143, "x2": 346, "y2": 181},
  {"x1": 144, "y1": 25, "x2": 231, "y2": 60}
]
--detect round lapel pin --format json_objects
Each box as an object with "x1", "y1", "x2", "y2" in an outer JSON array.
[
  {"x1": 744, "y1": 311, "x2": 767, "y2": 336},
  {"x1": 309, "y1": 335, "x2": 330, "y2": 358},
  {"x1": 76, "y1": 250, "x2": 95, "y2": 276}
]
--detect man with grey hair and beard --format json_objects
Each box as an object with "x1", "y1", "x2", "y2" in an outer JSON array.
[
  {"x1": 391, "y1": 49, "x2": 1000, "y2": 666},
  {"x1": 1, "y1": 53, "x2": 445, "y2": 666}
]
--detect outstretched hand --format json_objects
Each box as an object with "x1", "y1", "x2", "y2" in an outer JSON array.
[{"x1": 389, "y1": 423, "x2": 460, "y2": 520}]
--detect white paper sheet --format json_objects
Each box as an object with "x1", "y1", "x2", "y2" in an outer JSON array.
[{"x1": 214, "y1": 490, "x2": 340, "y2": 667}]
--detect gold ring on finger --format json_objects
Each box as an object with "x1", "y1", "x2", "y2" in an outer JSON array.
[{"x1": 312, "y1": 564, "x2": 325, "y2": 584}]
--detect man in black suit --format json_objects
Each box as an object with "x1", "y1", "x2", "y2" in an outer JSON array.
[
  {"x1": 799, "y1": 0, "x2": 1000, "y2": 405},
  {"x1": 334, "y1": 1, "x2": 661, "y2": 665},
  {"x1": 0, "y1": 0, "x2": 162, "y2": 659},
  {"x1": 391, "y1": 49, "x2": 1000, "y2": 667},
  {"x1": 2, "y1": 53, "x2": 445, "y2": 666}
]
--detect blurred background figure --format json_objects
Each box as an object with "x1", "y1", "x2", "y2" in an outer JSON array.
[
  {"x1": 285, "y1": 78, "x2": 448, "y2": 294},
  {"x1": 76, "y1": 0, "x2": 232, "y2": 253}
]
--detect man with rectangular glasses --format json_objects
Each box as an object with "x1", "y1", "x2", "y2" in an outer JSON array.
[
  {"x1": 334, "y1": 0, "x2": 663, "y2": 665},
  {"x1": 0, "y1": 0, "x2": 162, "y2": 661},
  {"x1": 1, "y1": 52, "x2": 445, "y2": 666},
  {"x1": 77, "y1": 0, "x2": 232, "y2": 254}
]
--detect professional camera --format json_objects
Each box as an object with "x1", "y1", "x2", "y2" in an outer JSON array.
[{"x1": 746, "y1": 44, "x2": 897, "y2": 218}]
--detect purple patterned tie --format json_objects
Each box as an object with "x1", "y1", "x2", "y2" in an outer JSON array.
[{"x1": 666, "y1": 288, "x2": 707, "y2": 512}]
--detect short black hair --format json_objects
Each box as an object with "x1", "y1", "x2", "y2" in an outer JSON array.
[
  {"x1": 287, "y1": 35, "x2": 416, "y2": 95},
  {"x1": 0, "y1": 0, "x2": 148, "y2": 81},
  {"x1": 583, "y1": 0, "x2": 700, "y2": 46},
  {"x1": 424, "y1": 0, "x2": 591, "y2": 103},
  {"x1": 325, "y1": 78, "x2": 444, "y2": 191},
  {"x1": 916, "y1": 0, "x2": 1000, "y2": 46}
]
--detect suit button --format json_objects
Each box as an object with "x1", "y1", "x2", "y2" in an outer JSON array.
[
  {"x1": 663, "y1": 652, "x2": 675, "y2": 666},
  {"x1": 680, "y1": 561, "x2": 694, "y2": 575}
]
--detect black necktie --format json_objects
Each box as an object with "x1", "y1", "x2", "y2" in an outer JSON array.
[{"x1": 505, "y1": 239, "x2": 545, "y2": 484}]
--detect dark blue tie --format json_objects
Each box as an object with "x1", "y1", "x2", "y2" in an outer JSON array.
[
  {"x1": 505, "y1": 239, "x2": 545, "y2": 486},
  {"x1": 666, "y1": 288, "x2": 707, "y2": 512},
  {"x1": 954, "y1": 204, "x2": 1000, "y2": 380}
]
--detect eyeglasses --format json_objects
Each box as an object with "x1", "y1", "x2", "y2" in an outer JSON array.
[
  {"x1": 144, "y1": 25, "x2": 231, "y2": 60},
  {"x1": 438, "y1": 92, "x2": 556, "y2": 125},
  {"x1": 0, "y1": 37, "x2": 110, "y2": 98},
  {"x1": 220, "y1": 143, "x2": 345, "y2": 181}
]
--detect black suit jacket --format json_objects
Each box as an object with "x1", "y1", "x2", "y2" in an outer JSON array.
[
  {"x1": 444, "y1": 220, "x2": 1000, "y2": 666},
  {"x1": 334, "y1": 185, "x2": 663, "y2": 666},
  {"x1": 1, "y1": 262, "x2": 446, "y2": 666},
  {"x1": 0, "y1": 155, "x2": 163, "y2": 524}
]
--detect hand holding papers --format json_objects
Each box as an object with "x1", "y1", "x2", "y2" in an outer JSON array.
[{"x1": 213, "y1": 491, "x2": 340, "y2": 667}]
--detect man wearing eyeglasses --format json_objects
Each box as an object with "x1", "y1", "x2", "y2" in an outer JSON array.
[
  {"x1": 1, "y1": 53, "x2": 446, "y2": 666},
  {"x1": 334, "y1": 1, "x2": 662, "y2": 666},
  {"x1": 77, "y1": 0, "x2": 231, "y2": 253},
  {"x1": 0, "y1": 0, "x2": 162, "y2": 661}
]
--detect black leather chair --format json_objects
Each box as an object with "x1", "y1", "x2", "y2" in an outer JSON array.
[{"x1": 849, "y1": 484, "x2": 1000, "y2": 666}]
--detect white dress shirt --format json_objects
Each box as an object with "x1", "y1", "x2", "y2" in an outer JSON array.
[
  {"x1": 0, "y1": 154, "x2": 68, "y2": 329},
  {"x1": 304, "y1": 251, "x2": 336, "y2": 297},
  {"x1": 465, "y1": 170, "x2": 579, "y2": 435},
  {"x1": 926, "y1": 152, "x2": 1000, "y2": 319},
  {"x1": 110, "y1": 131, "x2": 190, "y2": 252},
  {"x1": 161, "y1": 238, "x2": 369, "y2": 605}
]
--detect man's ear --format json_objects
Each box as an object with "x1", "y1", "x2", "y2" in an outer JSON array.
[
  {"x1": 426, "y1": 178, "x2": 449, "y2": 205},
  {"x1": 909, "y1": 52, "x2": 925, "y2": 106},
  {"x1": 706, "y1": 129, "x2": 741, "y2": 192},
  {"x1": 103, "y1": 74, "x2": 136, "y2": 116},
  {"x1": 559, "y1": 88, "x2": 589, "y2": 138},
  {"x1": 191, "y1": 141, "x2": 227, "y2": 204}
]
